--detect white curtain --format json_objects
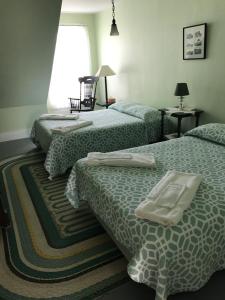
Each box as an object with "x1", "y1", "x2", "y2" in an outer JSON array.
[{"x1": 48, "y1": 26, "x2": 91, "y2": 111}]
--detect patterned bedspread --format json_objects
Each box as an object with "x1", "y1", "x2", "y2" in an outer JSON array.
[
  {"x1": 65, "y1": 124, "x2": 225, "y2": 300},
  {"x1": 32, "y1": 107, "x2": 161, "y2": 177}
]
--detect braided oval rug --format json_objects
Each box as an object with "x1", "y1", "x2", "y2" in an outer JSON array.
[{"x1": 0, "y1": 153, "x2": 128, "y2": 300}]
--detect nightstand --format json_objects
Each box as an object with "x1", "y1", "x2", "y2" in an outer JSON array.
[
  {"x1": 96, "y1": 99, "x2": 116, "y2": 109},
  {"x1": 159, "y1": 108, "x2": 204, "y2": 140}
]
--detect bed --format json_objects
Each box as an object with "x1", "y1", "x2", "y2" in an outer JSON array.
[
  {"x1": 65, "y1": 123, "x2": 225, "y2": 300},
  {"x1": 32, "y1": 103, "x2": 163, "y2": 178}
]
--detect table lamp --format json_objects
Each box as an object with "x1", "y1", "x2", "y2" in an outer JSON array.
[
  {"x1": 96, "y1": 65, "x2": 115, "y2": 108},
  {"x1": 174, "y1": 83, "x2": 189, "y2": 110}
]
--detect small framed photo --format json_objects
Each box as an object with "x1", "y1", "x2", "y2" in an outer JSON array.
[{"x1": 183, "y1": 23, "x2": 207, "y2": 60}]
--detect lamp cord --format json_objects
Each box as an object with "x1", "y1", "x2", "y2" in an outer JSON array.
[{"x1": 112, "y1": 0, "x2": 116, "y2": 20}]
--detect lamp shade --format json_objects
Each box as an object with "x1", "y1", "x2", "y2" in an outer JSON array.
[
  {"x1": 174, "y1": 83, "x2": 189, "y2": 96},
  {"x1": 95, "y1": 65, "x2": 116, "y2": 77},
  {"x1": 110, "y1": 19, "x2": 119, "y2": 36}
]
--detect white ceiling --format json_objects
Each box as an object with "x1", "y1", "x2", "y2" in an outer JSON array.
[{"x1": 61, "y1": 0, "x2": 112, "y2": 13}]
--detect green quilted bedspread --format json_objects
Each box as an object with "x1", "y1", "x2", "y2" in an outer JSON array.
[
  {"x1": 32, "y1": 109, "x2": 161, "y2": 178},
  {"x1": 65, "y1": 129, "x2": 225, "y2": 300}
]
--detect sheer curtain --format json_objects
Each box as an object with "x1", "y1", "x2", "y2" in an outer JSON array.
[{"x1": 48, "y1": 26, "x2": 91, "y2": 111}]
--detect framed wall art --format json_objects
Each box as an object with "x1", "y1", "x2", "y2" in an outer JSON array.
[{"x1": 183, "y1": 23, "x2": 207, "y2": 60}]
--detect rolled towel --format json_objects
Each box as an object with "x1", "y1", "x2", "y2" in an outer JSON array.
[
  {"x1": 85, "y1": 152, "x2": 156, "y2": 168},
  {"x1": 51, "y1": 120, "x2": 93, "y2": 134},
  {"x1": 135, "y1": 170, "x2": 202, "y2": 226},
  {"x1": 39, "y1": 113, "x2": 79, "y2": 120}
]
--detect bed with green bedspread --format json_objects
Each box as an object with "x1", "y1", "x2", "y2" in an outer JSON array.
[
  {"x1": 32, "y1": 104, "x2": 161, "y2": 178},
  {"x1": 65, "y1": 123, "x2": 225, "y2": 300}
]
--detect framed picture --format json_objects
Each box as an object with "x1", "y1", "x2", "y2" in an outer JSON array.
[{"x1": 183, "y1": 23, "x2": 207, "y2": 60}]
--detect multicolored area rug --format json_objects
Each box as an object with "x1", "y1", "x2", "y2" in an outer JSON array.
[{"x1": 0, "y1": 153, "x2": 128, "y2": 299}]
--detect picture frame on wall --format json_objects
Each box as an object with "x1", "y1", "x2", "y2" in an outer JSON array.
[{"x1": 183, "y1": 23, "x2": 207, "y2": 60}]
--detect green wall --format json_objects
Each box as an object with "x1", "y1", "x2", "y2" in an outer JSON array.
[
  {"x1": 0, "y1": 105, "x2": 46, "y2": 136},
  {"x1": 0, "y1": 0, "x2": 62, "y2": 139},
  {"x1": 95, "y1": 0, "x2": 225, "y2": 124},
  {"x1": 0, "y1": 0, "x2": 62, "y2": 108}
]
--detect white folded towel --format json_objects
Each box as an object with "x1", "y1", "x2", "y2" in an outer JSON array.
[
  {"x1": 51, "y1": 120, "x2": 93, "y2": 134},
  {"x1": 39, "y1": 113, "x2": 79, "y2": 120},
  {"x1": 87, "y1": 152, "x2": 132, "y2": 160},
  {"x1": 135, "y1": 170, "x2": 202, "y2": 226},
  {"x1": 85, "y1": 152, "x2": 156, "y2": 168}
]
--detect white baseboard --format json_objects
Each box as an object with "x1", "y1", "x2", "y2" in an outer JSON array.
[{"x1": 0, "y1": 129, "x2": 31, "y2": 142}]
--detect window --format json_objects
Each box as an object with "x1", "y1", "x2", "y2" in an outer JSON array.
[{"x1": 48, "y1": 25, "x2": 91, "y2": 110}]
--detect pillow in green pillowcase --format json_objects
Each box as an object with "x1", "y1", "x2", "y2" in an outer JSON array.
[
  {"x1": 109, "y1": 102, "x2": 159, "y2": 122},
  {"x1": 185, "y1": 123, "x2": 225, "y2": 146}
]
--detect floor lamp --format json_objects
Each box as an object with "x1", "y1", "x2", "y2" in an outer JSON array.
[{"x1": 95, "y1": 65, "x2": 115, "y2": 108}]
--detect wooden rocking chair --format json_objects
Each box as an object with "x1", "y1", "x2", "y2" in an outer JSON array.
[{"x1": 69, "y1": 76, "x2": 99, "y2": 113}]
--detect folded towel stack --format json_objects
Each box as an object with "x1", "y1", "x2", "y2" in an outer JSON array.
[
  {"x1": 135, "y1": 170, "x2": 202, "y2": 226},
  {"x1": 85, "y1": 152, "x2": 156, "y2": 168},
  {"x1": 51, "y1": 120, "x2": 93, "y2": 134},
  {"x1": 39, "y1": 113, "x2": 79, "y2": 120}
]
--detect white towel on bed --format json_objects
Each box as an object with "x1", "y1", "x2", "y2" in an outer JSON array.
[
  {"x1": 135, "y1": 170, "x2": 202, "y2": 226},
  {"x1": 88, "y1": 152, "x2": 133, "y2": 160},
  {"x1": 39, "y1": 113, "x2": 79, "y2": 120},
  {"x1": 85, "y1": 152, "x2": 156, "y2": 168},
  {"x1": 51, "y1": 120, "x2": 93, "y2": 134}
]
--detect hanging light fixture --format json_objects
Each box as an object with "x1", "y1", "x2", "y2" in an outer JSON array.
[{"x1": 110, "y1": 0, "x2": 119, "y2": 36}]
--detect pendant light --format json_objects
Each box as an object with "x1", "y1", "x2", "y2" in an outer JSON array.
[{"x1": 110, "y1": 0, "x2": 119, "y2": 36}]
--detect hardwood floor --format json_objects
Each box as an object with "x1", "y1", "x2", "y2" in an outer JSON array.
[{"x1": 0, "y1": 138, "x2": 37, "y2": 160}]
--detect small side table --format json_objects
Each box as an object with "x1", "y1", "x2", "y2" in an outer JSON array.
[
  {"x1": 159, "y1": 108, "x2": 204, "y2": 140},
  {"x1": 96, "y1": 99, "x2": 116, "y2": 109},
  {"x1": 96, "y1": 103, "x2": 110, "y2": 109}
]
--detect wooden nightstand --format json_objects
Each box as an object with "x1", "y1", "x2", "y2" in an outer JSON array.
[
  {"x1": 159, "y1": 108, "x2": 204, "y2": 140},
  {"x1": 96, "y1": 99, "x2": 116, "y2": 109}
]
